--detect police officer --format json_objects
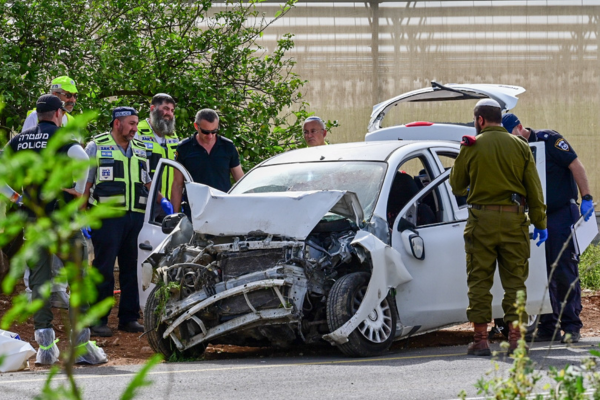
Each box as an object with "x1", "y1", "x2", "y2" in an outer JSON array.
[
  {"x1": 135, "y1": 93, "x2": 178, "y2": 210},
  {"x1": 22, "y1": 76, "x2": 79, "y2": 132},
  {"x1": 21, "y1": 77, "x2": 84, "y2": 308},
  {"x1": 84, "y1": 107, "x2": 154, "y2": 337},
  {"x1": 503, "y1": 113, "x2": 593, "y2": 343},
  {"x1": 6, "y1": 95, "x2": 106, "y2": 364},
  {"x1": 450, "y1": 99, "x2": 547, "y2": 356}
]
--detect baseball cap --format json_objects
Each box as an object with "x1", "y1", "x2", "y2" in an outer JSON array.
[
  {"x1": 109, "y1": 106, "x2": 139, "y2": 127},
  {"x1": 36, "y1": 94, "x2": 66, "y2": 113},
  {"x1": 502, "y1": 113, "x2": 521, "y2": 134},
  {"x1": 50, "y1": 76, "x2": 78, "y2": 93},
  {"x1": 475, "y1": 98, "x2": 501, "y2": 108}
]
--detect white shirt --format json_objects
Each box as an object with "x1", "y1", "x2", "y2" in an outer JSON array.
[{"x1": 21, "y1": 110, "x2": 69, "y2": 133}]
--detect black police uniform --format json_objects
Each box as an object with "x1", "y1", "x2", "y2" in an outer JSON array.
[
  {"x1": 527, "y1": 128, "x2": 582, "y2": 335},
  {"x1": 7, "y1": 121, "x2": 87, "y2": 329},
  {"x1": 175, "y1": 134, "x2": 241, "y2": 192}
]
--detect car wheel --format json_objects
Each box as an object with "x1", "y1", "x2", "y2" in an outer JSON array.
[
  {"x1": 144, "y1": 285, "x2": 206, "y2": 360},
  {"x1": 327, "y1": 272, "x2": 397, "y2": 357},
  {"x1": 493, "y1": 315, "x2": 539, "y2": 339}
]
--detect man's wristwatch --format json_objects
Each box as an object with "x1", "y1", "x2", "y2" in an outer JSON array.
[{"x1": 582, "y1": 194, "x2": 593, "y2": 201}]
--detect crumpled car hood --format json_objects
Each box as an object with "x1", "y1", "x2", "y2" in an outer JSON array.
[{"x1": 185, "y1": 183, "x2": 364, "y2": 239}]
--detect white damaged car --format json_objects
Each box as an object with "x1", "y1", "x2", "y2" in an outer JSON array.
[{"x1": 137, "y1": 131, "x2": 551, "y2": 357}]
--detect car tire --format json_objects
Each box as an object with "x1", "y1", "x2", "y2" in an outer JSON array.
[
  {"x1": 144, "y1": 285, "x2": 206, "y2": 359},
  {"x1": 326, "y1": 271, "x2": 397, "y2": 357}
]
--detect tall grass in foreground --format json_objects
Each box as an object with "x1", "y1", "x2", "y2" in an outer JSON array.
[{"x1": 580, "y1": 244, "x2": 600, "y2": 291}]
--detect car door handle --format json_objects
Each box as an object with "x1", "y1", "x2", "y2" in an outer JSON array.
[{"x1": 139, "y1": 243, "x2": 153, "y2": 251}]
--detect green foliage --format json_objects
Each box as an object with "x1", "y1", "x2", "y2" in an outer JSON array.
[
  {"x1": 0, "y1": 293, "x2": 43, "y2": 329},
  {"x1": 120, "y1": 354, "x2": 163, "y2": 400},
  {"x1": 0, "y1": 0, "x2": 311, "y2": 169},
  {"x1": 468, "y1": 291, "x2": 542, "y2": 400},
  {"x1": 0, "y1": 113, "x2": 161, "y2": 398},
  {"x1": 167, "y1": 351, "x2": 200, "y2": 363},
  {"x1": 461, "y1": 291, "x2": 600, "y2": 399},
  {"x1": 154, "y1": 281, "x2": 181, "y2": 320},
  {"x1": 580, "y1": 244, "x2": 600, "y2": 291}
]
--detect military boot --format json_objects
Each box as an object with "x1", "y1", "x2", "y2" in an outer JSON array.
[
  {"x1": 467, "y1": 323, "x2": 491, "y2": 356},
  {"x1": 508, "y1": 322, "x2": 528, "y2": 356}
]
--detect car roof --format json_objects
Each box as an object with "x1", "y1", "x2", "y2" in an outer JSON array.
[{"x1": 261, "y1": 141, "x2": 430, "y2": 166}]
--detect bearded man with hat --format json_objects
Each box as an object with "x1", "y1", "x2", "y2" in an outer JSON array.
[
  {"x1": 83, "y1": 106, "x2": 156, "y2": 337},
  {"x1": 22, "y1": 76, "x2": 79, "y2": 132},
  {"x1": 450, "y1": 98, "x2": 547, "y2": 357},
  {"x1": 134, "y1": 93, "x2": 177, "y2": 215}
]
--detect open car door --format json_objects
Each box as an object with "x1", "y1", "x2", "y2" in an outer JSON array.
[
  {"x1": 390, "y1": 145, "x2": 551, "y2": 335},
  {"x1": 137, "y1": 158, "x2": 193, "y2": 309}
]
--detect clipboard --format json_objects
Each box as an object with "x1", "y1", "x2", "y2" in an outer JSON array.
[{"x1": 571, "y1": 214, "x2": 599, "y2": 255}]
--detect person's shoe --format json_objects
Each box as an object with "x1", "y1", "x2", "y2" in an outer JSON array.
[
  {"x1": 90, "y1": 324, "x2": 113, "y2": 337},
  {"x1": 118, "y1": 321, "x2": 144, "y2": 333},
  {"x1": 467, "y1": 323, "x2": 491, "y2": 356},
  {"x1": 561, "y1": 331, "x2": 581, "y2": 344},
  {"x1": 507, "y1": 322, "x2": 529, "y2": 356},
  {"x1": 75, "y1": 328, "x2": 108, "y2": 365}
]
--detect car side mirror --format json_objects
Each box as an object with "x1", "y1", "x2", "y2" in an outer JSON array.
[
  {"x1": 162, "y1": 213, "x2": 186, "y2": 234},
  {"x1": 400, "y1": 229, "x2": 425, "y2": 260},
  {"x1": 409, "y1": 234, "x2": 425, "y2": 260}
]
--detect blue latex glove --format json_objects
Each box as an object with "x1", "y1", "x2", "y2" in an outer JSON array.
[
  {"x1": 161, "y1": 198, "x2": 174, "y2": 215},
  {"x1": 581, "y1": 199, "x2": 594, "y2": 222},
  {"x1": 532, "y1": 228, "x2": 548, "y2": 247},
  {"x1": 82, "y1": 227, "x2": 91, "y2": 239}
]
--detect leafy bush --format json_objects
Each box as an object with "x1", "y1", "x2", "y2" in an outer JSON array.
[
  {"x1": 0, "y1": 112, "x2": 162, "y2": 398},
  {"x1": 461, "y1": 291, "x2": 600, "y2": 399},
  {"x1": 580, "y1": 244, "x2": 600, "y2": 291},
  {"x1": 0, "y1": 0, "x2": 316, "y2": 170}
]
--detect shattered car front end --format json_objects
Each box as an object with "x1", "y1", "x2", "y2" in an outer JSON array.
[{"x1": 142, "y1": 184, "x2": 410, "y2": 358}]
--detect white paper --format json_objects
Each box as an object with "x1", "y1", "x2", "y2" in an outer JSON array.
[{"x1": 572, "y1": 215, "x2": 599, "y2": 255}]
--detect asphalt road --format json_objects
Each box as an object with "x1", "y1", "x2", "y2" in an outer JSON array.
[{"x1": 2, "y1": 339, "x2": 599, "y2": 400}]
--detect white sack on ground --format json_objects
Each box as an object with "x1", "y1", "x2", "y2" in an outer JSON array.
[{"x1": 0, "y1": 329, "x2": 36, "y2": 372}]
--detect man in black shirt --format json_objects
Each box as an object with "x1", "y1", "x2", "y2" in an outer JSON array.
[
  {"x1": 171, "y1": 109, "x2": 244, "y2": 212},
  {"x1": 503, "y1": 113, "x2": 593, "y2": 344}
]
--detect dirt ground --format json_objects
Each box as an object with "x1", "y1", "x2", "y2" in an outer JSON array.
[{"x1": 2, "y1": 286, "x2": 600, "y2": 370}]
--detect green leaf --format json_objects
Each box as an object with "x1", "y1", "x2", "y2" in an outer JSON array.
[{"x1": 120, "y1": 354, "x2": 163, "y2": 400}]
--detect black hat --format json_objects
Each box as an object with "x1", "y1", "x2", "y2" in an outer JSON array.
[
  {"x1": 110, "y1": 106, "x2": 138, "y2": 127},
  {"x1": 36, "y1": 94, "x2": 66, "y2": 113},
  {"x1": 502, "y1": 113, "x2": 521, "y2": 134}
]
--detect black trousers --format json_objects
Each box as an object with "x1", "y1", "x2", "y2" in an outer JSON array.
[
  {"x1": 539, "y1": 203, "x2": 583, "y2": 334},
  {"x1": 91, "y1": 211, "x2": 144, "y2": 326}
]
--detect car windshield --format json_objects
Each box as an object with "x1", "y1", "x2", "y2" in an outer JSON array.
[{"x1": 230, "y1": 161, "x2": 387, "y2": 221}]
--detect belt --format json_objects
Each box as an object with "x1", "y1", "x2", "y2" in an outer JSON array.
[{"x1": 468, "y1": 204, "x2": 525, "y2": 213}]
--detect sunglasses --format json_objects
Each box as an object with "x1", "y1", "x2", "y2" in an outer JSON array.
[
  {"x1": 57, "y1": 91, "x2": 78, "y2": 100},
  {"x1": 199, "y1": 128, "x2": 219, "y2": 135}
]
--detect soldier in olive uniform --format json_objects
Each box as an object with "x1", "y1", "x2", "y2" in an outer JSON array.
[{"x1": 450, "y1": 99, "x2": 548, "y2": 356}]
